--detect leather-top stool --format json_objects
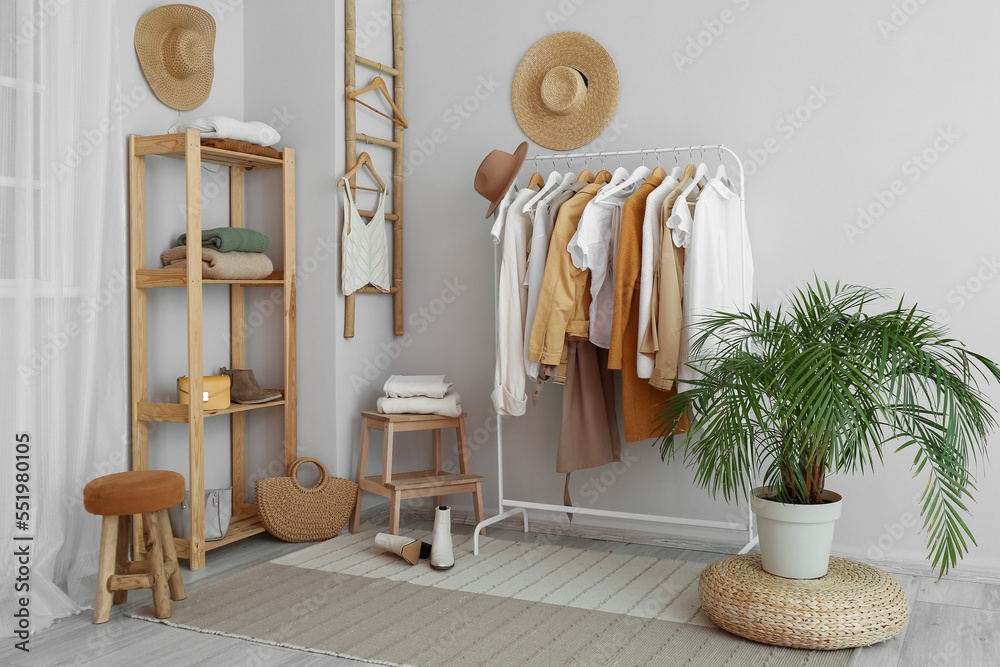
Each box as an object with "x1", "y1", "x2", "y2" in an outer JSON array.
[{"x1": 83, "y1": 470, "x2": 187, "y2": 623}]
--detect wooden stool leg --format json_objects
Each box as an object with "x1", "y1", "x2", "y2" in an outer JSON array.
[
  {"x1": 112, "y1": 514, "x2": 130, "y2": 605},
  {"x1": 382, "y1": 423, "x2": 395, "y2": 484},
  {"x1": 142, "y1": 512, "x2": 171, "y2": 619},
  {"x1": 389, "y1": 493, "x2": 402, "y2": 535},
  {"x1": 350, "y1": 418, "x2": 371, "y2": 534},
  {"x1": 93, "y1": 515, "x2": 119, "y2": 624},
  {"x1": 456, "y1": 418, "x2": 483, "y2": 534},
  {"x1": 472, "y1": 482, "x2": 485, "y2": 528},
  {"x1": 432, "y1": 429, "x2": 443, "y2": 509},
  {"x1": 456, "y1": 418, "x2": 471, "y2": 475},
  {"x1": 157, "y1": 509, "x2": 186, "y2": 601}
]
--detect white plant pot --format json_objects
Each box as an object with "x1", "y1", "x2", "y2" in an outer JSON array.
[{"x1": 750, "y1": 486, "x2": 843, "y2": 579}]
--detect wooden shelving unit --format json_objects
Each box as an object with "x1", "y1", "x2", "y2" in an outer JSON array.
[{"x1": 128, "y1": 129, "x2": 297, "y2": 570}]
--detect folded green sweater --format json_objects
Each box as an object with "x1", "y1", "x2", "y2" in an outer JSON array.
[{"x1": 177, "y1": 227, "x2": 270, "y2": 253}]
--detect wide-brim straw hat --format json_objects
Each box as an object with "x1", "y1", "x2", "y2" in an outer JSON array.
[
  {"x1": 135, "y1": 4, "x2": 216, "y2": 111},
  {"x1": 512, "y1": 32, "x2": 619, "y2": 152},
  {"x1": 474, "y1": 141, "x2": 528, "y2": 219}
]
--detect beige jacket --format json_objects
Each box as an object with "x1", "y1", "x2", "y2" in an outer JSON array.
[
  {"x1": 641, "y1": 184, "x2": 689, "y2": 391},
  {"x1": 528, "y1": 183, "x2": 603, "y2": 368}
]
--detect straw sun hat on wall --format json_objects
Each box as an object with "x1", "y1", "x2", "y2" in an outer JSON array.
[
  {"x1": 512, "y1": 32, "x2": 619, "y2": 151},
  {"x1": 135, "y1": 4, "x2": 216, "y2": 111}
]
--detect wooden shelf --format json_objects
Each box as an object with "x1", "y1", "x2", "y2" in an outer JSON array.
[
  {"x1": 136, "y1": 268, "x2": 285, "y2": 289},
  {"x1": 133, "y1": 133, "x2": 283, "y2": 170},
  {"x1": 136, "y1": 396, "x2": 285, "y2": 423},
  {"x1": 129, "y1": 129, "x2": 296, "y2": 571},
  {"x1": 172, "y1": 513, "x2": 268, "y2": 559}
]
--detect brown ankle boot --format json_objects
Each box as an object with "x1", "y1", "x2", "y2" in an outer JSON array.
[{"x1": 219, "y1": 367, "x2": 282, "y2": 404}]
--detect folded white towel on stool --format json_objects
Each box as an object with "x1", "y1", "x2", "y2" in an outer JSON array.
[
  {"x1": 376, "y1": 392, "x2": 462, "y2": 418},
  {"x1": 382, "y1": 375, "x2": 454, "y2": 399},
  {"x1": 168, "y1": 115, "x2": 280, "y2": 146}
]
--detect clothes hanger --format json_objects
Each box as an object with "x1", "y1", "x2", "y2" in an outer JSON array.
[
  {"x1": 593, "y1": 154, "x2": 651, "y2": 204},
  {"x1": 523, "y1": 165, "x2": 564, "y2": 212},
  {"x1": 714, "y1": 145, "x2": 728, "y2": 182},
  {"x1": 650, "y1": 150, "x2": 667, "y2": 180},
  {"x1": 577, "y1": 169, "x2": 595, "y2": 183},
  {"x1": 338, "y1": 152, "x2": 386, "y2": 193},
  {"x1": 594, "y1": 169, "x2": 612, "y2": 184},
  {"x1": 527, "y1": 171, "x2": 546, "y2": 190},
  {"x1": 679, "y1": 161, "x2": 708, "y2": 202},
  {"x1": 348, "y1": 76, "x2": 409, "y2": 128}
]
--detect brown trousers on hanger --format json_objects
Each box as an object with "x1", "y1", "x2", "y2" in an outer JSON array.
[{"x1": 557, "y1": 340, "x2": 621, "y2": 475}]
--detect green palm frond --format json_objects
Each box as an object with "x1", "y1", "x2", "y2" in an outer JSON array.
[{"x1": 654, "y1": 278, "x2": 1000, "y2": 578}]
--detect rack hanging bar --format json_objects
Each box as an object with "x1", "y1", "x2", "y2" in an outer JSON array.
[
  {"x1": 355, "y1": 55, "x2": 400, "y2": 77},
  {"x1": 525, "y1": 143, "x2": 731, "y2": 162}
]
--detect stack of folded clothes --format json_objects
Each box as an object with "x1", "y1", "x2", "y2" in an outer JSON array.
[
  {"x1": 161, "y1": 227, "x2": 273, "y2": 280},
  {"x1": 376, "y1": 375, "x2": 462, "y2": 418},
  {"x1": 168, "y1": 115, "x2": 282, "y2": 158}
]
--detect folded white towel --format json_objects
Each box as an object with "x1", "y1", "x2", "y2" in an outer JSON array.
[
  {"x1": 168, "y1": 115, "x2": 280, "y2": 147},
  {"x1": 382, "y1": 375, "x2": 454, "y2": 399},
  {"x1": 376, "y1": 392, "x2": 462, "y2": 418}
]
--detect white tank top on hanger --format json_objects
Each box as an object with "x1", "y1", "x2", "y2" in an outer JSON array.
[{"x1": 341, "y1": 182, "x2": 391, "y2": 295}]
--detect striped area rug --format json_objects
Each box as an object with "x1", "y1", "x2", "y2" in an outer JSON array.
[{"x1": 129, "y1": 525, "x2": 859, "y2": 666}]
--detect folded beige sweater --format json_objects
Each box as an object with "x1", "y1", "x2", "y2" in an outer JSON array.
[{"x1": 160, "y1": 246, "x2": 273, "y2": 280}]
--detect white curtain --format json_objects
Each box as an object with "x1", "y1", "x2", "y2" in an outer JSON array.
[{"x1": 1, "y1": 0, "x2": 128, "y2": 635}]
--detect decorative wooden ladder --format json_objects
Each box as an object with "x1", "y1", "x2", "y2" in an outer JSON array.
[{"x1": 344, "y1": 0, "x2": 404, "y2": 337}]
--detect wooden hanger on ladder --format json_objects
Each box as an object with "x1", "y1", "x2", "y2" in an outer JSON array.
[
  {"x1": 348, "y1": 76, "x2": 409, "y2": 128},
  {"x1": 339, "y1": 152, "x2": 386, "y2": 193}
]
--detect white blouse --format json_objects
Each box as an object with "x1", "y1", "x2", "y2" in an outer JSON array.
[{"x1": 680, "y1": 177, "x2": 753, "y2": 383}]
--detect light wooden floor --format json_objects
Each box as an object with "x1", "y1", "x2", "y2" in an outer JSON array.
[{"x1": 4, "y1": 518, "x2": 998, "y2": 667}]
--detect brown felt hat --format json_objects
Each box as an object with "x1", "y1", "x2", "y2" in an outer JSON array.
[
  {"x1": 135, "y1": 4, "x2": 216, "y2": 111},
  {"x1": 474, "y1": 141, "x2": 528, "y2": 219},
  {"x1": 512, "y1": 32, "x2": 619, "y2": 151}
]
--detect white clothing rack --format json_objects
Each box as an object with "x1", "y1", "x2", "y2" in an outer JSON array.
[{"x1": 473, "y1": 144, "x2": 758, "y2": 556}]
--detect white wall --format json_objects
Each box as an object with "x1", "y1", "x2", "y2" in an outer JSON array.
[
  {"x1": 395, "y1": 0, "x2": 1000, "y2": 577},
  {"x1": 118, "y1": 0, "x2": 1000, "y2": 578}
]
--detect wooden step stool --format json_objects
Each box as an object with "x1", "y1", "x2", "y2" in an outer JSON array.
[
  {"x1": 82, "y1": 470, "x2": 187, "y2": 623},
  {"x1": 349, "y1": 411, "x2": 485, "y2": 535}
]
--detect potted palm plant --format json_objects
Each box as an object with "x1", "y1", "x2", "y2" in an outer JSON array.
[{"x1": 656, "y1": 279, "x2": 1000, "y2": 579}]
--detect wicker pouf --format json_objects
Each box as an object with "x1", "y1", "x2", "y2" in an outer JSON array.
[{"x1": 698, "y1": 554, "x2": 908, "y2": 650}]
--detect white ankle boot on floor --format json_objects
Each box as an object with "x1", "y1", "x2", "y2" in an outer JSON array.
[
  {"x1": 430, "y1": 505, "x2": 454, "y2": 570},
  {"x1": 374, "y1": 532, "x2": 431, "y2": 565}
]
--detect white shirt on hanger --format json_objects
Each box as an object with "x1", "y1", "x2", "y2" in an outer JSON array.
[
  {"x1": 492, "y1": 188, "x2": 536, "y2": 416},
  {"x1": 680, "y1": 177, "x2": 753, "y2": 384},
  {"x1": 523, "y1": 172, "x2": 576, "y2": 380},
  {"x1": 567, "y1": 166, "x2": 650, "y2": 349},
  {"x1": 636, "y1": 173, "x2": 678, "y2": 379},
  {"x1": 490, "y1": 184, "x2": 517, "y2": 245}
]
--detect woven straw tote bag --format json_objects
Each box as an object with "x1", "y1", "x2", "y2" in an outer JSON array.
[{"x1": 255, "y1": 457, "x2": 357, "y2": 542}]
